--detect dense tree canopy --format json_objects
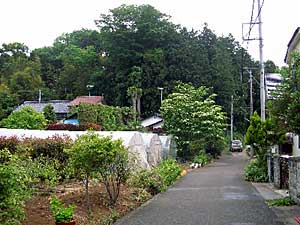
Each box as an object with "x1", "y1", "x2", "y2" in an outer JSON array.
[
  {"x1": 160, "y1": 83, "x2": 226, "y2": 158},
  {"x1": 0, "y1": 4, "x2": 277, "y2": 133},
  {"x1": 269, "y1": 52, "x2": 300, "y2": 134}
]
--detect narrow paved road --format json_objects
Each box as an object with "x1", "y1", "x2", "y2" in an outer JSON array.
[{"x1": 116, "y1": 153, "x2": 283, "y2": 225}]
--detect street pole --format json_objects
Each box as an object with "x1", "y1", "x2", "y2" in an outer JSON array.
[
  {"x1": 258, "y1": 0, "x2": 266, "y2": 121},
  {"x1": 249, "y1": 70, "x2": 253, "y2": 118},
  {"x1": 230, "y1": 95, "x2": 233, "y2": 142},
  {"x1": 158, "y1": 87, "x2": 163, "y2": 105}
]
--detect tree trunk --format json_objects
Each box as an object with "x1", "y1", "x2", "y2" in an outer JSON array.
[
  {"x1": 85, "y1": 175, "x2": 91, "y2": 215},
  {"x1": 137, "y1": 95, "x2": 141, "y2": 118}
]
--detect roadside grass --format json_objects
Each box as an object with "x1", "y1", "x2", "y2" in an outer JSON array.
[{"x1": 266, "y1": 197, "x2": 296, "y2": 207}]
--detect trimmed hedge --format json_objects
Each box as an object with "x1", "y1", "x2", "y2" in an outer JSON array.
[{"x1": 47, "y1": 122, "x2": 102, "y2": 131}]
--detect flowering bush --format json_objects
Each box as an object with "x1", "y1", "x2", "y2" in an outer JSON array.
[
  {"x1": 0, "y1": 136, "x2": 20, "y2": 153},
  {"x1": 47, "y1": 122, "x2": 102, "y2": 131},
  {"x1": 47, "y1": 123, "x2": 79, "y2": 131}
]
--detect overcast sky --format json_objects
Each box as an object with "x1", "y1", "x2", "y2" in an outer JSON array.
[{"x1": 1, "y1": 0, "x2": 299, "y2": 67}]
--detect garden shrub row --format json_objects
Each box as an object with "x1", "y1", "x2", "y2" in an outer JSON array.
[
  {"x1": 129, "y1": 159, "x2": 182, "y2": 195},
  {"x1": 0, "y1": 135, "x2": 73, "y2": 161},
  {"x1": 47, "y1": 122, "x2": 102, "y2": 131}
]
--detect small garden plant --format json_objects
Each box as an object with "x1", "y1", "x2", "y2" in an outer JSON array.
[
  {"x1": 50, "y1": 197, "x2": 75, "y2": 223},
  {"x1": 266, "y1": 197, "x2": 295, "y2": 207}
]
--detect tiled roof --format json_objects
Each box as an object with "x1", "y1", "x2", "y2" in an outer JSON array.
[
  {"x1": 15, "y1": 100, "x2": 70, "y2": 114},
  {"x1": 69, "y1": 96, "x2": 103, "y2": 106}
]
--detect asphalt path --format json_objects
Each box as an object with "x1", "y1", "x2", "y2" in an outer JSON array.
[{"x1": 115, "y1": 152, "x2": 283, "y2": 225}]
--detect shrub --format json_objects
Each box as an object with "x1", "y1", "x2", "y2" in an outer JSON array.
[
  {"x1": 193, "y1": 152, "x2": 211, "y2": 166},
  {"x1": 24, "y1": 157, "x2": 61, "y2": 188},
  {"x1": 29, "y1": 135, "x2": 73, "y2": 162},
  {"x1": 47, "y1": 123, "x2": 79, "y2": 131},
  {"x1": 244, "y1": 159, "x2": 268, "y2": 182},
  {"x1": 155, "y1": 159, "x2": 182, "y2": 187},
  {"x1": 0, "y1": 155, "x2": 32, "y2": 225},
  {"x1": 43, "y1": 104, "x2": 57, "y2": 124},
  {"x1": 79, "y1": 122, "x2": 102, "y2": 131},
  {"x1": 1, "y1": 106, "x2": 47, "y2": 130},
  {"x1": 47, "y1": 122, "x2": 102, "y2": 131},
  {"x1": 266, "y1": 197, "x2": 295, "y2": 207},
  {"x1": 66, "y1": 132, "x2": 131, "y2": 210},
  {"x1": 50, "y1": 197, "x2": 75, "y2": 223},
  {"x1": 129, "y1": 170, "x2": 165, "y2": 195},
  {"x1": 0, "y1": 136, "x2": 20, "y2": 153}
]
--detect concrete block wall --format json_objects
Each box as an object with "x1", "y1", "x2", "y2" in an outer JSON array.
[
  {"x1": 273, "y1": 156, "x2": 281, "y2": 189},
  {"x1": 289, "y1": 157, "x2": 300, "y2": 204}
]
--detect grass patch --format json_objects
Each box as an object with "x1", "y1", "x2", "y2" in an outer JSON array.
[{"x1": 266, "y1": 197, "x2": 295, "y2": 207}]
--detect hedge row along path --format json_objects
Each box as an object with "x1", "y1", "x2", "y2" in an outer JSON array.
[{"x1": 115, "y1": 152, "x2": 283, "y2": 225}]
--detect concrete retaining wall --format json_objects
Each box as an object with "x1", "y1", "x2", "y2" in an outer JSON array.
[{"x1": 289, "y1": 156, "x2": 300, "y2": 204}]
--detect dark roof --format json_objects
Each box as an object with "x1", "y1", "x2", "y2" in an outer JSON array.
[
  {"x1": 15, "y1": 100, "x2": 70, "y2": 114},
  {"x1": 69, "y1": 96, "x2": 103, "y2": 106},
  {"x1": 285, "y1": 27, "x2": 300, "y2": 63}
]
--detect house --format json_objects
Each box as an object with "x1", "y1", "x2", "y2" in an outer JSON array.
[
  {"x1": 68, "y1": 96, "x2": 103, "y2": 106},
  {"x1": 284, "y1": 27, "x2": 300, "y2": 156},
  {"x1": 285, "y1": 27, "x2": 300, "y2": 63},
  {"x1": 14, "y1": 100, "x2": 70, "y2": 120}
]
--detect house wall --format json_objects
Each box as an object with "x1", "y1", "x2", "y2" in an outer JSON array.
[{"x1": 293, "y1": 135, "x2": 300, "y2": 156}]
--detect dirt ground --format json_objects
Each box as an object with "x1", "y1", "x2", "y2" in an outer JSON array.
[{"x1": 23, "y1": 182, "x2": 146, "y2": 225}]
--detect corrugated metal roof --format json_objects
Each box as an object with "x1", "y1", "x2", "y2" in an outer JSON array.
[
  {"x1": 15, "y1": 100, "x2": 70, "y2": 113},
  {"x1": 141, "y1": 116, "x2": 163, "y2": 127}
]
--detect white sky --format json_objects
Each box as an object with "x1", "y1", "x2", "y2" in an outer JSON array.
[{"x1": 0, "y1": 0, "x2": 299, "y2": 67}]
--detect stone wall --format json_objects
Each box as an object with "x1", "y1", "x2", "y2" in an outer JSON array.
[
  {"x1": 289, "y1": 156, "x2": 300, "y2": 204},
  {"x1": 273, "y1": 156, "x2": 281, "y2": 189}
]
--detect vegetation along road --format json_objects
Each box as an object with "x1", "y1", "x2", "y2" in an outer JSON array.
[{"x1": 115, "y1": 153, "x2": 283, "y2": 225}]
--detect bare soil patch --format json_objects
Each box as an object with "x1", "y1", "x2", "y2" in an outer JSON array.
[{"x1": 23, "y1": 182, "x2": 146, "y2": 225}]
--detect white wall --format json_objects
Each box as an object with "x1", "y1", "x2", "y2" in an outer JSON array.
[{"x1": 293, "y1": 135, "x2": 300, "y2": 156}]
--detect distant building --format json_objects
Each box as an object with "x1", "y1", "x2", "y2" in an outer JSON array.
[
  {"x1": 68, "y1": 96, "x2": 104, "y2": 107},
  {"x1": 265, "y1": 73, "x2": 282, "y2": 100},
  {"x1": 14, "y1": 100, "x2": 70, "y2": 120},
  {"x1": 141, "y1": 115, "x2": 163, "y2": 129}
]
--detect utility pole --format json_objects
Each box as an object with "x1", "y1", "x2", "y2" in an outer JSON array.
[
  {"x1": 158, "y1": 87, "x2": 164, "y2": 106},
  {"x1": 230, "y1": 95, "x2": 233, "y2": 142},
  {"x1": 249, "y1": 70, "x2": 253, "y2": 117},
  {"x1": 38, "y1": 89, "x2": 42, "y2": 103},
  {"x1": 257, "y1": 0, "x2": 265, "y2": 121},
  {"x1": 242, "y1": 0, "x2": 265, "y2": 120}
]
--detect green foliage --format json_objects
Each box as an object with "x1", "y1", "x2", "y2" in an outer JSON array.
[
  {"x1": 1, "y1": 106, "x2": 47, "y2": 129},
  {"x1": 193, "y1": 152, "x2": 211, "y2": 166},
  {"x1": 129, "y1": 170, "x2": 165, "y2": 195},
  {"x1": 0, "y1": 5, "x2": 268, "y2": 134},
  {"x1": 266, "y1": 197, "x2": 295, "y2": 207},
  {"x1": 269, "y1": 52, "x2": 300, "y2": 134},
  {"x1": 99, "y1": 208, "x2": 120, "y2": 225},
  {"x1": 160, "y1": 83, "x2": 227, "y2": 158},
  {"x1": 24, "y1": 157, "x2": 61, "y2": 188},
  {"x1": 66, "y1": 132, "x2": 130, "y2": 207},
  {"x1": 0, "y1": 155, "x2": 32, "y2": 225},
  {"x1": 72, "y1": 103, "x2": 138, "y2": 131},
  {"x1": 50, "y1": 197, "x2": 75, "y2": 222},
  {"x1": 244, "y1": 159, "x2": 268, "y2": 182},
  {"x1": 154, "y1": 159, "x2": 182, "y2": 187},
  {"x1": 0, "y1": 84, "x2": 17, "y2": 120},
  {"x1": 43, "y1": 104, "x2": 57, "y2": 123}
]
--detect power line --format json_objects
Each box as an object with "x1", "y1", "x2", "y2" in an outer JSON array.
[{"x1": 246, "y1": 0, "x2": 265, "y2": 40}]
